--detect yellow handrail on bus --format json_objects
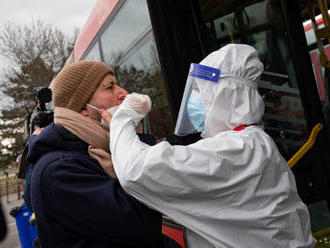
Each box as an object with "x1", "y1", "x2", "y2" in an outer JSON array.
[
  {"x1": 288, "y1": 123, "x2": 323, "y2": 168},
  {"x1": 313, "y1": 226, "x2": 330, "y2": 247}
]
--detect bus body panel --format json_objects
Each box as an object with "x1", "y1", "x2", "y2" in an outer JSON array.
[{"x1": 74, "y1": 0, "x2": 119, "y2": 62}]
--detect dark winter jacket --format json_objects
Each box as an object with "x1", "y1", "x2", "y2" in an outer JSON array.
[{"x1": 28, "y1": 123, "x2": 180, "y2": 248}]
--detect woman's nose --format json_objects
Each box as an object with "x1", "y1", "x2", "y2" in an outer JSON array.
[{"x1": 117, "y1": 86, "x2": 128, "y2": 101}]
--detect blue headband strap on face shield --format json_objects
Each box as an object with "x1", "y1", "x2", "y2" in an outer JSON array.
[{"x1": 189, "y1": 63, "x2": 220, "y2": 82}]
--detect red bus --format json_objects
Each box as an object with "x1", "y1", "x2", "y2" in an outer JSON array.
[{"x1": 60, "y1": 0, "x2": 330, "y2": 245}]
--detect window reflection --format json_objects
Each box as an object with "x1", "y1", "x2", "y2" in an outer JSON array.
[
  {"x1": 100, "y1": 0, "x2": 151, "y2": 65},
  {"x1": 115, "y1": 37, "x2": 174, "y2": 140},
  {"x1": 84, "y1": 41, "x2": 101, "y2": 61},
  {"x1": 81, "y1": 0, "x2": 174, "y2": 140},
  {"x1": 302, "y1": 3, "x2": 330, "y2": 124}
]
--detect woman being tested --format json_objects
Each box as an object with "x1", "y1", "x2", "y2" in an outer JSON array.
[{"x1": 100, "y1": 44, "x2": 315, "y2": 248}]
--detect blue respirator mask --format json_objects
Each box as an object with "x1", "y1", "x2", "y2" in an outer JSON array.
[
  {"x1": 174, "y1": 63, "x2": 220, "y2": 136},
  {"x1": 186, "y1": 90, "x2": 205, "y2": 132}
]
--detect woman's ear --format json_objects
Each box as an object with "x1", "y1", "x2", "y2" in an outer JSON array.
[{"x1": 80, "y1": 107, "x2": 89, "y2": 117}]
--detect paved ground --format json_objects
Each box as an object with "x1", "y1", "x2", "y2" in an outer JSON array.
[{"x1": 0, "y1": 193, "x2": 24, "y2": 248}]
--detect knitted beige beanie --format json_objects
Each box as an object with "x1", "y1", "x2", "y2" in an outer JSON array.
[{"x1": 52, "y1": 61, "x2": 114, "y2": 112}]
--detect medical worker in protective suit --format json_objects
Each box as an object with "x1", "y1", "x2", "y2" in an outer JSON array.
[{"x1": 100, "y1": 44, "x2": 316, "y2": 248}]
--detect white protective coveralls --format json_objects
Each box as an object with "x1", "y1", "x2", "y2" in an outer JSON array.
[{"x1": 110, "y1": 44, "x2": 316, "y2": 248}]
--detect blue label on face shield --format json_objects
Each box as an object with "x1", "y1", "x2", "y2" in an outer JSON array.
[{"x1": 189, "y1": 63, "x2": 220, "y2": 82}]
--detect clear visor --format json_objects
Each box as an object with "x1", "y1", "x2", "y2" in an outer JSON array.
[{"x1": 174, "y1": 63, "x2": 220, "y2": 136}]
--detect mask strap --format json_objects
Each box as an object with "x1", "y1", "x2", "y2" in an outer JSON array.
[{"x1": 86, "y1": 103, "x2": 99, "y2": 111}]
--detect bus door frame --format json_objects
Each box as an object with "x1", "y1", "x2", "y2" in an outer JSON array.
[
  {"x1": 146, "y1": 0, "x2": 205, "y2": 121},
  {"x1": 280, "y1": 0, "x2": 330, "y2": 200}
]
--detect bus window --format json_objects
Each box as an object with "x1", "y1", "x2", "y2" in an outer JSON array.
[
  {"x1": 300, "y1": 1, "x2": 330, "y2": 232},
  {"x1": 116, "y1": 36, "x2": 173, "y2": 140},
  {"x1": 84, "y1": 39, "x2": 101, "y2": 62},
  {"x1": 302, "y1": 6, "x2": 330, "y2": 124},
  {"x1": 198, "y1": 0, "x2": 309, "y2": 161},
  {"x1": 100, "y1": 0, "x2": 151, "y2": 66},
  {"x1": 81, "y1": 0, "x2": 174, "y2": 140},
  {"x1": 119, "y1": 36, "x2": 157, "y2": 71}
]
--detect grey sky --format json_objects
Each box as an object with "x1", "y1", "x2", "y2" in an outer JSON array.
[
  {"x1": 0, "y1": 0, "x2": 96, "y2": 109},
  {"x1": 0, "y1": 0, "x2": 96, "y2": 35}
]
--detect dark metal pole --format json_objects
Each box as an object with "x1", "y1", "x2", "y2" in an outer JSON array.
[
  {"x1": 5, "y1": 172, "x2": 9, "y2": 203},
  {"x1": 146, "y1": 0, "x2": 205, "y2": 121},
  {"x1": 17, "y1": 174, "x2": 21, "y2": 200}
]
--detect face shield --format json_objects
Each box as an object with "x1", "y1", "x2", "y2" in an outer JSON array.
[{"x1": 174, "y1": 63, "x2": 220, "y2": 136}]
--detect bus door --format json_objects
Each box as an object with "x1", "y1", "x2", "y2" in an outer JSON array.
[
  {"x1": 148, "y1": 0, "x2": 330, "y2": 234},
  {"x1": 299, "y1": 0, "x2": 330, "y2": 234},
  {"x1": 304, "y1": 5, "x2": 330, "y2": 133}
]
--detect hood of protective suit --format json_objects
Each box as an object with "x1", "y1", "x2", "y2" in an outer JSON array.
[{"x1": 197, "y1": 44, "x2": 265, "y2": 138}]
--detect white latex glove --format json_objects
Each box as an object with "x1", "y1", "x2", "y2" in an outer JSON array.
[{"x1": 122, "y1": 93, "x2": 152, "y2": 116}]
